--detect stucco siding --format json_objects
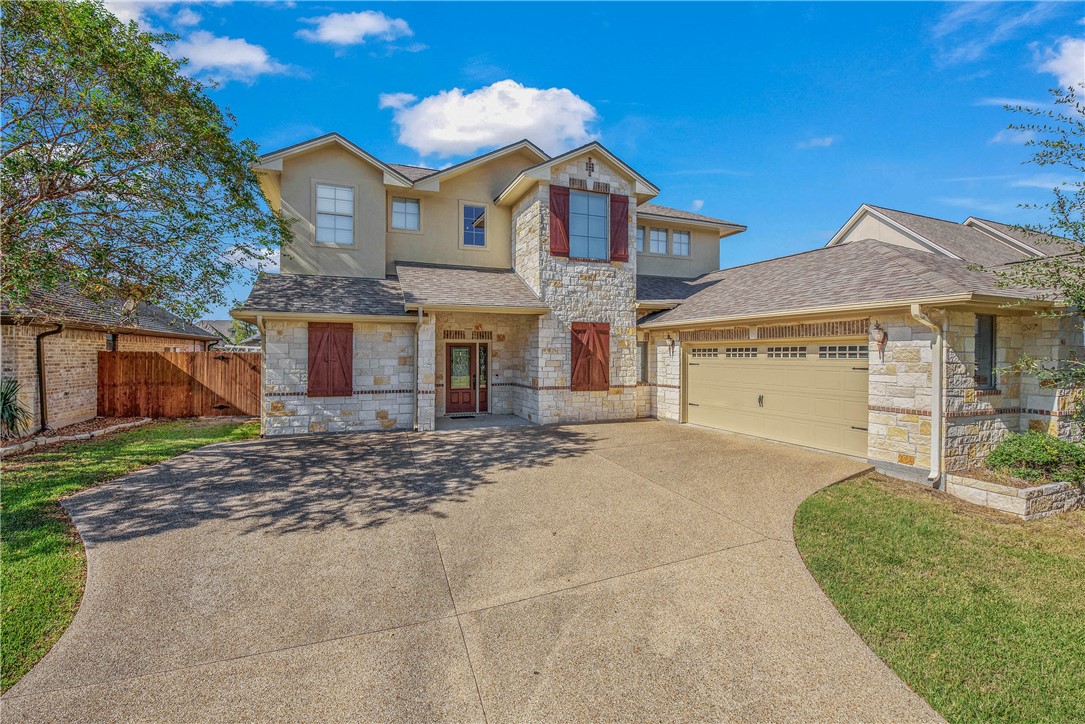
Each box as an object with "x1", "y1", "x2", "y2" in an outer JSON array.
[{"x1": 634, "y1": 224, "x2": 720, "y2": 278}]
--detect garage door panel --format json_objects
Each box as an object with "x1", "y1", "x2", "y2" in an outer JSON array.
[{"x1": 685, "y1": 345, "x2": 868, "y2": 457}]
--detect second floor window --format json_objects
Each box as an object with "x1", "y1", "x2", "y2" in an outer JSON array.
[
  {"x1": 569, "y1": 190, "x2": 609, "y2": 260},
  {"x1": 316, "y1": 183, "x2": 353, "y2": 245},
  {"x1": 636, "y1": 226, "x2": 645, "y2": 252},
  {"x1": 391, "y1": 197, "x2": 420, "y2": 231},
  {"x1": 463, "y1": 204, "x2": 486, "y2": 247},
  {"x1": 672, "y1": 230, "x2": 690, "y2": 256},
  {"x1": 649, "y1": 227, "x2": 668, "y2": 254}
]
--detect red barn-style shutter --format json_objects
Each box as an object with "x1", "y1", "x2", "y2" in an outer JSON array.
[
  {"x1": 609, "y1": 194, "x2": 629, "y2": 262},
  {"x1": 570, "y1": 322, "x2": 610, "y2": 392},
  {"x1": 549, "y1": 185, "x2": 570, "y2": 257},
  {"x1": 308, "y1": 322, "x2": 353, "y2": 397}
]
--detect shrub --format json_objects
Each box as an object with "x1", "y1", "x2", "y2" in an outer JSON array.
[
  {"x1": 0, "y1": 378, "x2": 33, "y2": 438},
  {"x1": 986, "y1": 431, "x2": 1085, "y2": 483}
]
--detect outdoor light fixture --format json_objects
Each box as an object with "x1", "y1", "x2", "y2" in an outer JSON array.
[
  {"x1": 872, "y1": 321, "x2": 888, "y2": 362},
  {"x1": 666, "y1": 335, "x2": 676, "y2": 351}
]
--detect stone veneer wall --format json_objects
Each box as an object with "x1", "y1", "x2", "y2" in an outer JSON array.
[
  {"x1": 416, "y1": 314, "x2": 435, "y2": 431},
  {"x1": 509, "y1": 154, "x2": 639, "y2": 424},
  {"x1": 263, "y1": 319, "x2": 415, "y2": 435},
  {"x1": 1, "y1": 323, "x2": 205, "y2": 430},
  {"x1": 650, "y1": 332, "x2": 682, "y2": 422},
  {"x1": 432, "y1": 312, "x2": 534, "y2": 418}
]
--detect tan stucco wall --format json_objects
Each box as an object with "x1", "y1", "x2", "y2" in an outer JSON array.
[
  {"x1": 385, "y1": 149, "x2": 539, "y2": 274},
  {"x1": 635, "y1": 222, "x2": 720, "y2": 277},
  {"x1": 277, "y1": 144, "x2": 388, "y2": 279},
  {"x1": 836, "y1": 212, "x2": 930, "y2": 251}
]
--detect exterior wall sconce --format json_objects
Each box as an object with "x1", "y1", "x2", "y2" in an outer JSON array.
[
  {"x1": 666, "y1": 335, "x2": 676, "y2": 352},
  {"x1": 872, "y1": 321, "x2": 888, "y2": 362}
]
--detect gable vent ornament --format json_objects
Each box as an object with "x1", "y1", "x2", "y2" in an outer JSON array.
[
  {"x1": 872, "y1": 321, "x2": 888, "y2": 362},
  {"x1": 585, "y1": 157, "x2": 594, "y2": 176}
]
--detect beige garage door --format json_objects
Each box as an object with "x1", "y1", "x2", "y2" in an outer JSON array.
[{"x1": 684, "y1": 342, "x2": 869, "y2": 456}]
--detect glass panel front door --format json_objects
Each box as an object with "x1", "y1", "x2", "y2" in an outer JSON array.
[
  {"x1": 450, "y1": 346, "x2": 471, "y2": 389},
  {"x1": 445, "y1": 343, "x2": 489, "y2": 414}
]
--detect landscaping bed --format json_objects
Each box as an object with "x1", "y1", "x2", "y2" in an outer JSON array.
[
  {"x1": 0, "y1": 418, "x2": 260, "y2": 692},
  {"x1": 0, "y1": 417, "x2": 150, "y2": 456},
  {"x1": 795, "y1": 473, "x2": 1085, "y2": 723}
]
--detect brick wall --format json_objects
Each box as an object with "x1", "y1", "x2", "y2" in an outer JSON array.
[
  {"x1": 262, "y1": 319, "x2": 415, "y2": 435},
  {"x1": 1, "y1": 323, "x2": 205, "y2": 431}
]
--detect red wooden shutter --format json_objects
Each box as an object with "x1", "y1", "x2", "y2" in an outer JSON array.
[
  {"x1": 308, "y1": 322, "x2": 353, "y2": 397},
  {"x1": 549, "y1": 185, "x2": 570, "y2": 257},
  {"x1": 609, "y1": 194, "x2": 629, "y2": 262},
  {"x1": 570, "y1": 322, "x2": 610, "y2": 392}
]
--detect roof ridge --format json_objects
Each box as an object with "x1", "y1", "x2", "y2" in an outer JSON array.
[{"x1": 867, "y1": 204, "x2": 968, "y2": 228}]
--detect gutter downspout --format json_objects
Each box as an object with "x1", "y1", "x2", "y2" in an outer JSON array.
[
  {"x1": 910, "y1": 304, "x2": 944, "y2": 486},
  {"x1": 35, "y1": 324, "x2": 64, "y2": 432},
  {"x1": 255, "y1": 315, "x2": 266, "y2": 437},
  {"x1": 413, "y1": 306, "x2": 422, "y2": 432}
]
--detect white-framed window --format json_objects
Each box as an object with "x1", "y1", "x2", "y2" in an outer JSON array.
[
  {"x1": 689, "y1": 347, "x2": 719, "y2": 358},
  {"x1": 767, "y1": 346, "x2": 807, "y2": 358},
  {"x1": 569, "y1": 190, "x2": 609, "y2": 260},
  {"x1": 636, "y1": 226, "x2": 645, "y2": 252},
  {"x1": 391, "y1": 197, "x2": 420, "y2": 231},
  {"x1": 818, "y1": 344, "x2": 869, "y2": 359},
  {"x1": 315, "y1": 183, "x2": 354, "y2": 245},
  {"x1": 649, "y1": 227, "x2": 668, "y2": 254},
  {"x1": 975, "y1": 315, "x2": 996, "y2": 388},
  {"x1": 725, "y1": 347, "x2": 758, "y2": 358},
  {"x1": 672, "y1": 230, "x2": 690, "y2": 256},
  {"x1": 462, "y1": 202, "x2": 486, "y2": 247}
]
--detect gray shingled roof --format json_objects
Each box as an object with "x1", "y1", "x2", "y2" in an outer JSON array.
[
  {"x1": 1, "y1": 284, "x2": 216, "y2": 339},
  {"x1": 636, "y1": 203, "x2": 743, "y2": 228},
  {"x1": 644, "y1": 240, "x2": 1044, "y2": 327},
  {"x1": 637, "y1": 275, "x2": 717, "y2": 303},
  {"x1": 970, "y1": 217, "x2": 1081, "y2": 256},
  {"x1": 238, "y1": 274, "x2": 407, "y2": 316},
  {"x1": 387, "y1": 163, "x2": 437, "y2": 181},
  {"x1": 869, "y1": 206, "x2": 1031, "y2": 267},
  {"x1": 196, "y1": 319, "x2": 234, "y2": 340},
  {"x1": 396, "y1": 262, "x2": 548, "y2": 310}
]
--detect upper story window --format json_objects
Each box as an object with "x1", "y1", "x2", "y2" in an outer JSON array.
[
  {"x1": 316, "y1": 183, "x2": 354, "y2": 245},
  {"x1": 649, "y1": 227, "x2": 668, "y2": 254},
  {"x1": 391, "y1": 197, "x2": 420, "y2": 231},
  {"x1": 462, "y1": 203, "x2": 486, "y2": 247},
  {"x1": 975, "y1": 314, "x2": 996, "y2": 389},
  {"x1": 636, "y1": 226, "x2": 645, "y2": 253},
  {"x1": 569, "y1": 190, "x2": 608, "y2": 260},
  {"x1": 672, "y1": 230, "x2": 690, "y2": 256}
]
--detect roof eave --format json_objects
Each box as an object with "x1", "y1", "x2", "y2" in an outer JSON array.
[
  {"x1": 402, "y1": 303, "x2": 549, "y2": 315},
  {"x1": 231, "y1": 310, "x2": 418, "y2": 324},
  {"x1": 1, "y1": 314, "x2": 217, "y2": 340},
  {"x1": 635, "y1": 212, "x2": 747, "y2": 235}
]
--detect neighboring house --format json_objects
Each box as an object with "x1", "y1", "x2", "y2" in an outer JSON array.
[
  {"x1": 234, "y1": 132, "x2": 1080, "y2": 483},
  {"x1": 196, "y1": 319, "x2": 234, "y2": 343},
  {"x1": 2, "y1": 286, "x2": 217, "y2": 431}
]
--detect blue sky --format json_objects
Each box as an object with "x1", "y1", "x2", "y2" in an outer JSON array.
[{"x1": 106, "y1": 1, "x2": 1084, "y2": 319}]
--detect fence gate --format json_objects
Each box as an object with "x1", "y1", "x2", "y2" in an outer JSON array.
[{"x1": 98, "y1": 351, "x2": 261, "y2": 418}]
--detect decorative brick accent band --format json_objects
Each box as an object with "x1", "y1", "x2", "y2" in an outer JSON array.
[
  {"x1": 946, "y1": 407, "x2": 1066, "y2": 418},
  {"x1": 869, "y1": 405, "x2": 931, "y2": 417},
  {"x1": 976, "y1": 389, "x2": 1002, "y2": 396},
  {"x1": 757, "y1": 318, "x2": 869, "y2": 340},
  {"x1": 679, "y1": 328, "x2": 751, "y2": 342},
  {"x1": 267, "y1": 388, "x2": 414, "y2": 398}
]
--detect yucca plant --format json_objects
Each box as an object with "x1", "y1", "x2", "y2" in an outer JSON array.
[{"x1": 1, "y1": 377, "x2": 33, "y2": 438}]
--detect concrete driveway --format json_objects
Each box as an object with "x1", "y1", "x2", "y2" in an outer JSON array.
[{"x1": 4, "y1": 420, "x2": 939, "y2": 722}]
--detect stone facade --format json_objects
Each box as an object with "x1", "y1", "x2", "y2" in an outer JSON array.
[
  {"x1": 944, "y1": 474, "x2": 1084, "y2": 520},
  {"x1": 1, "y1": 323, "x2": 205, "y2": 430},
  {"x1": 507, "y1": 153, "x2": 640, "y2": 424},
  {"x1": 262, "y1": 319, "x2": 415, "y2": 435}
]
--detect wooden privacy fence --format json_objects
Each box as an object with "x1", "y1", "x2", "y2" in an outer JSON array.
[{"x1": 98, "y1": 351, "x2": 261, "y2": 418}]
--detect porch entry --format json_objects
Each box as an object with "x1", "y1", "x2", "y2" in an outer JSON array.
[{"x1": 445, "y1": 343, "x2": 489, "y2": 414}]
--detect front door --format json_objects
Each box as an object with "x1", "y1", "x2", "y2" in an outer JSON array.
[{"x1": 446, "y1": 344, "x2": 476, "y2": 413}]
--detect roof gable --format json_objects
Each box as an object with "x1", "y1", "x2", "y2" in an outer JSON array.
[
  {"x1": 494, "y1": 141, "x2": 659, "y2": 206},
  {"x1": 255, "y1": 133, "x2": 414, "y2": 186}
]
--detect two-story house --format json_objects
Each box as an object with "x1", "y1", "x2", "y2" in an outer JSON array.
[
  {"x1": 234, "y1": 134, "x2": 744, "y2": 435},
  {"x1": 235, "y1": 133, "x2": 1081, "y2": 486}
]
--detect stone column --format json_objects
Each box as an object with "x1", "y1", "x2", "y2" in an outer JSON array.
[{"x1": 416, "y1": 314, "x2": 436, "y2": 431}]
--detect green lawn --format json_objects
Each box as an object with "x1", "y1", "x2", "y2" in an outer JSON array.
[
  {"x1": 795, "y1": 473, "x2": 1085, "y2": 723},
  {"x1": 1, "y1": 419, "x2": 259, "y2": 692}
]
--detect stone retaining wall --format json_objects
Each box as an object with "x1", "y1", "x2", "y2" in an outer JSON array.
[{"x1": 944, "y1": 473, "x2": 1084, "y2": 520}]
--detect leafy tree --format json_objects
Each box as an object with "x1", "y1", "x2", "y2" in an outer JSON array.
[
  {"x1": 229, "y1": 319, "x2": 257, "y2": 344},
  {"x1": 996, "y1": 84, "x2": 1084, "y2": 421},
  {"x1": 1, "y1": 0, "x2": 290, "y2": 321}
]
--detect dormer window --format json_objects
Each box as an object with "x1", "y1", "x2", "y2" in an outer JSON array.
[
  {"x1": 316, "y1": 183, "x2": 354, "y2": 245},
  {"x1": 391, "y1": 197, "x2": 420, "y2": 231},
  {"x1": 569, "y1": 190, "x2": 609, "y2": 260}
]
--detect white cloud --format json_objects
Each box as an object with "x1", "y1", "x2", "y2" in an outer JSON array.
[
  {"x1": 1038, "y1": 37, "x2": 1085, "y2": 87},
  {"x1": 796, "y1": 136, "x2": 836, "y2": 149},
  {"x1": 382, "y1": 80, "x2": 598, "y2": 157},
  {"x1": 378, "y1": 92, "x2": 417, "y2": 110},
  {"x1": 1010, "y1": 173, "x2": 1075, "y2": 189},
  {"x1": 974, "y1": 96, "x2": 1047, "y2": 108},
  {"x1": 297, "y1": 10, "x2": 412, "y2": 46},
  {"x1": 691, "y1": 199, "x2": 705, "y2": 212},
  {"x1": 173, "y1": 7, "x2": 201, "y2": 27},
  {"x1": 171, "y1": 31, "x2": 291, "y2": 84},
  {"x1": 937, "y1": 197, "x2": 1017, "y2": 215},
  {"x1": 103, "y1": 0, "x2": 173, "y2": 26},
  {"x1": 989, "y1": 128, "x2": 1035, "y2": 144},
  {"x1": 932, "y1": 2, "x2": 1056, "y2": 65}
]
